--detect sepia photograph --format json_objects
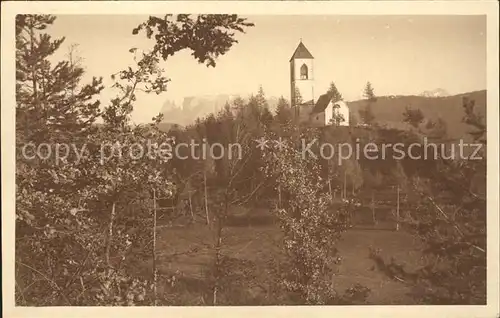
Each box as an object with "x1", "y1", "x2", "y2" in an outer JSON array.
[{"x1": 1, "y1": 1, "x2": 499, "y2": 317}]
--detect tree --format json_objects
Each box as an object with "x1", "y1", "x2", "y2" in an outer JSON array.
[
  {"x1": 326, "y1": 82, "x2": 345, "y2": 127},
  {"x1": 253, "y1": 86, "x2": 274, "y2": 126},
  {"x1": 15, "y1": 13, "x2": 254, "y2": 306},
  {"x1": 16, "y1": 14, "x2": 104, "y2": 142},
  {"x1": 275, "y1": 96, "x2": 293, "y2": 128},
  {"x1": 359, "y1": 82, "x2": 377, "y2": 126},
  {"x1": 358, "y1": 104, "x2": 375, "y2": 125},
  {"x1": 327, "y1": 81, "x2": 343, "y2": 103},
  {"x1": 132, "y1": 14, "x2": 254, "y2": 68},
  {"x1": 256, "y1": 85, "x2": 268, "y2": 108},
  {"x1": 402, "y1": 106, "x2": 424, "y2": 128},
  {"x1": 15, "y1": 15, "x2": 105, "y2": 305},
  {"x1": 363, "y1": 81, "x2": 376, "y2": 101},
  {"x1": 185, "y1": 93, "x2": 273, "y2": 304},
  {"x1": 462, "y1": 97, "x2": 486, "y2": 144},
  {"x1": 423, "y1": 117, "x2": 448, "y2": 140},
  {"x1": 370, "y1": 96, "x2": 486, "y2": 304},
  {"x1": 261, "y1": 135, "x2": 354, "y2": 304}
]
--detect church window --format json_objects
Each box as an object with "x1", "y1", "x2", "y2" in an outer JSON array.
[{"x1": 300, "y1": 64, "x2": 308, "y2": 80}]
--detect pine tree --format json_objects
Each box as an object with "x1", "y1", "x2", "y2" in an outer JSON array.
[
  {"x1": 363, "y1": 81, "x2": 376, "y2": 101},
  {"x1": 16, "y1": 14, "x2": 104, "y2": 142},
  {"x1": 275, "y1": 96, "x2": 292, "y2": 126},
  {"x1": 256, "y1": 85, "x2": 269, "y2": 109},
  {"x1": 327, "y1": 81, "x2": 343, "y2": 103}
]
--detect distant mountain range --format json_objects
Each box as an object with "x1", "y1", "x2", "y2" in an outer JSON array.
[{"x1": 420, "y1": 88, "x2": 450, "y2": 98}]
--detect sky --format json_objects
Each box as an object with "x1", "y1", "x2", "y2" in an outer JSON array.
[{"x1": 46, "y1": 14, "x2": 486, "y2": 123}]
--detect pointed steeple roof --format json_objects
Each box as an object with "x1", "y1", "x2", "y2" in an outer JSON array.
[{"x1": 289, "y1": 40, "x2": 314, "y2": 61}]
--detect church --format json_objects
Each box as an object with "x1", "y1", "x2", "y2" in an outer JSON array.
[{"x1": 289, "y1": 41, "x2": 350, "y2": 127}]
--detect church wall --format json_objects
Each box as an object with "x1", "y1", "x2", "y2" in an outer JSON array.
[
  {"x1": 310, "y1": 112, "x2": 325, "y2": 127},
  {"x1": 297, "y1": 103, "x2": 314, "y2": 123},
  {"x1": 324, "y1": 100, "x2": 333, "y2": 125}
]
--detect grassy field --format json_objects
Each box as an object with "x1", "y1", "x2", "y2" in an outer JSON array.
[{"x1": 126, "y1": 207, "x2": 425, "y2": 305}]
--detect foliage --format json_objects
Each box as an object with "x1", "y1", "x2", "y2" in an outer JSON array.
[
  {"x1": 402, "y1": 106, "x2": 424, "y2": 128},
  {"x1": 15, "y1": 13, "x2": 253, "y2": 306},
  {"x1": 462, "y1": 97, "x2": 486, "y2": 144},
  {"x1": 370, "y1": 96, "x2": 486, "y2": 305},
  {"x1": 275, "y1": 96, "x2": 294, "y2": 129},
  {"x1": 423, "y1": 117, "x2": 448, "y2": 140},
  {"x1": 16, "y1": 14, "x2": 104, "y2": 142},
  {"x1": 132, "y1": 14, "x2": 254, "y2": 68},
  {"x1": 358, "y1": 103, "x2": 375, "y2": 125},
  {"x1": 261, "y1": 135, "x2": 352, "y2": 304}
]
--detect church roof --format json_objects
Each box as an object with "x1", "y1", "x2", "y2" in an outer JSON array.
[
  {"x1": 311, "y1": 95, "x2": 349, "y2": 114},
  {"x1": 311, "y1": 93, "x2": 332, "y2": 114},
  {"x1": 289, "y1": 41, "x2": 314, "y2": 61}
]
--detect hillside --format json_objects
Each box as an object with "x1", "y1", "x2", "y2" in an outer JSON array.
[
  {"x1": 157, "y1": 90, "x2": 486, "y2": 140},
  {"x1": 157, "y1": 122, "x2": 183, "y2": 132},
  {"x1": 347, "y1": 90, "x2": 486, "y2": 140}
]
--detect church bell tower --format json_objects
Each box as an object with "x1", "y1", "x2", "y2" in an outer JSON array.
[{"x1": 290, "y1": 40, "x2": 315, "y2": 110}]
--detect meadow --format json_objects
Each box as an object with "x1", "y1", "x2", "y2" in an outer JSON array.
[{"x1": 122, "y1": 202, "x2": 424, "y2": 305}]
